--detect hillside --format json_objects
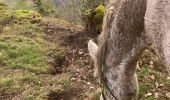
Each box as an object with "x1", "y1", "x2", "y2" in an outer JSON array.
[{"x1": 0, "y1": 2, "x2": 170, "y2": 100}]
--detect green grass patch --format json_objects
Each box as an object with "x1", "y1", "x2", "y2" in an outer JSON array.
[
  {"x1": 0, "y1": 77, "x2": 14, "y2": 87},
  {"x1": 0, "y1": 34, "x2": 47, "y2": 73},
  {"x1": 13, "y1": 9, "x2": 41, "y2": 21},
  {"x1": 138, "y1": 83, "x2": 152, "y2": 96},
  {"x1": 50, "y1": 73, "x2": 71, "y2": 92},
  {"x1": 137, "y1": 66, "x2": 170, "y2": 99},
  {"x1": 0, "y1": 6, "x2": 68, "y2": 99},
  {"x1": 145, "y1": 96, "x2": 154, "y2": 100},
  {"x1": 0, "y1": 6, "x2": 65, "y2": 74}
]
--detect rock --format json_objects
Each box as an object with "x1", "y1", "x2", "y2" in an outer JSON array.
[
  {"x1": 159, "y1": 83, "x2": 164, "y2": 87},
  {"x1": 75, "y1": 73, "x2": 79, "y2": 76},
  {"x1": 84, "y1": 60, "x2": 89, "y2": 64},
  {"x1": 83, "y1": 76, "x2": 86, "y2": 80},
  {"x1": 148, "y1": 65, "x2": 154, "y2": 69},
  {"x1": 154, "y1": 93, "x2": 159, "y2": 98},
  {"x1": 145, "y1": 93, "x2": 152, "y2": 97},
  {"x1": 78, "y1": 49, "x2": 84, "y2": 55},
  {"x1": 136, "y1": 62, "x2": 140, "y2": 70},
  {"x1": 167, "y1": 77, "x2": 170, "y2": 80},
  {"x1": 155, "y1": 82, "x2": 159, "y2": 89},
  {"x1": 166, "y1": 92, "x2": 170, "y2": 98},
  {"x1": 87, "y1": 82, "x2": 91, "y2": 85},
  {"x1": 71, "y1": 78, "x2": 76, "y2": 81},
  {"x1": 149, "y1": 61, "x2": 154, "y2": 65},
  {"x1": 90, "y1": 86, "x2": 95, "y2": 89},
  {"x1": 150, "y1": 75, "x2": 155, "y2": 80}
]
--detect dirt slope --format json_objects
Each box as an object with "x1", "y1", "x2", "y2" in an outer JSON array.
[
  {"x1": 39, "y1": 18, "x2": 99, "y2": 100},
  {"x1": 0, "y1": 15, "x2": 169, "y2": 100}
]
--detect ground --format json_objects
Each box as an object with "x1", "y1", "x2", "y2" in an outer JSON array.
[{"x1": 0, "y1": 8, "x2": 170, "y2": 100}]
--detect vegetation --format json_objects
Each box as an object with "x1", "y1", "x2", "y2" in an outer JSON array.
[
  {"x1": 34, "y1": 0, "x2": 57, "y2": 16},
  {"x1": 0, "y1": 0, "x2": 106, "y2": 33},
  {"x1": 0, "y1": 1, "x2": 169, "y2": 100},
  {"x1": 0, "y1": 3, "x2": 70, "y2": 99},
  {"x1": 0, "y1": 3, "x2": 11, "y2": 26},
  {"x1": 82, "y1": 4, "x2": 106, "y2": 33},
  {"x1": 0, "y1": 0, "x2": 57, "y2": 16}
]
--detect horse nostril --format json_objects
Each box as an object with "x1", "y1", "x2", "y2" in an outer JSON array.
[{"x1": 128, "y1": 91, "x2": 136, "y2": 97}]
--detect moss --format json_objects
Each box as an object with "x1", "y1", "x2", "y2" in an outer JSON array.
[
  {"x1": 0, "y1": 2, "x2": 11, "y2": 25},
  {"x1": 84, "y1": 4, "x2": 105, "y2": 20},
  {"x1": 95, "y1": 4, "x2": 105, "y2": 15},
  {"x1": 83, "y1": 4, "x2": 105, "y2": 33},
  {"x1": 12, "y1": 9, "x2": 42, "y2": 23}
]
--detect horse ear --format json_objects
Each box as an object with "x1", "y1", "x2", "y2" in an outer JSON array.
[{"x1": 88, "y1": 40, "x2": 98, "y2": 60}]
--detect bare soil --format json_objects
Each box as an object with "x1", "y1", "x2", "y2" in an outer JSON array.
[{"x1": 39, "y1": 18, "x2": 99, "y2": 100}]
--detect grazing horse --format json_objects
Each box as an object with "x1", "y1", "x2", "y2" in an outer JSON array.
[{"x1": 88, "y1": 0, "x2": 170, "y2": 99}]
